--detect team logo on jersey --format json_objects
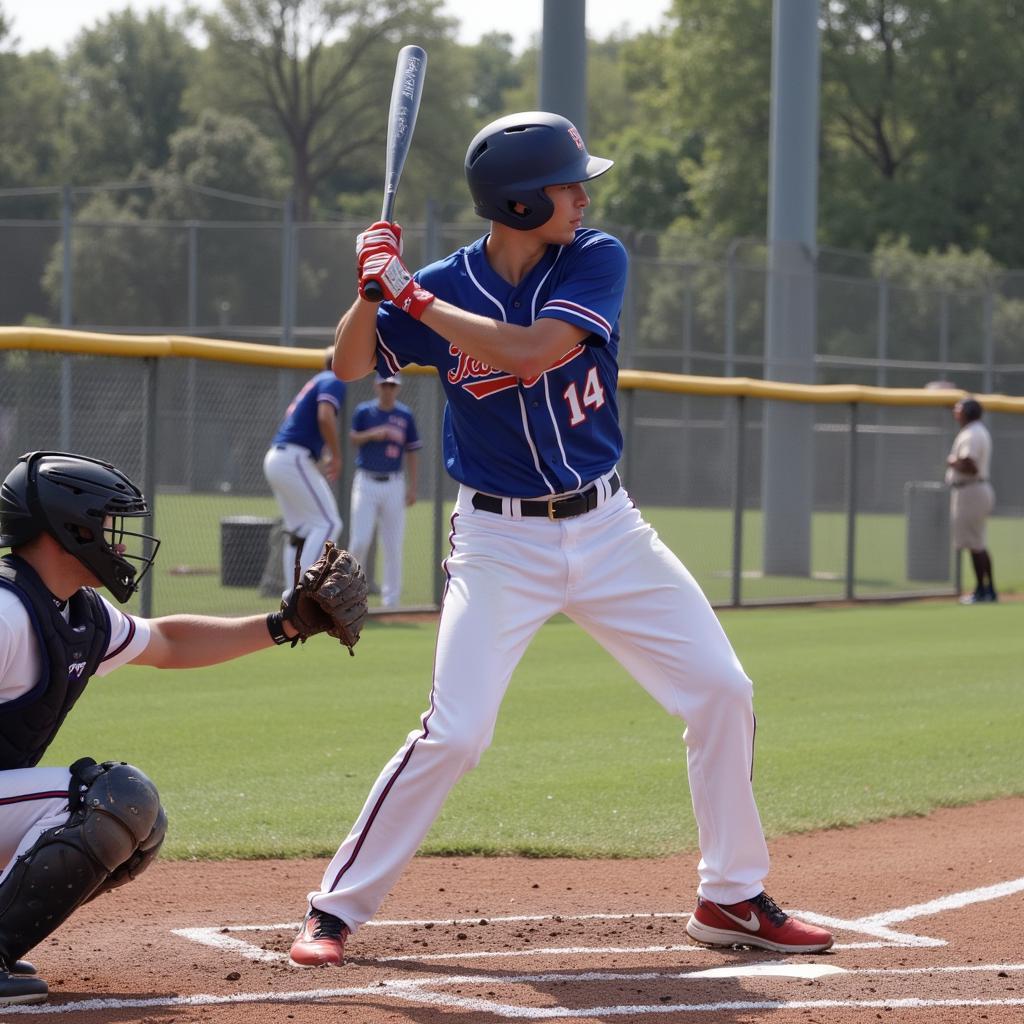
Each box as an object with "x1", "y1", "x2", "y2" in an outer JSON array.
[
  {"x1": 447, "y1": 345, "x2": 586, "y2": 400},
  {"x1": 68, "y1": 661, "x2": 87, "y2": 678}
]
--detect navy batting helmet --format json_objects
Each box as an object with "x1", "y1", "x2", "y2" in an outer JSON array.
[
  {"x1": 0, "y1": 451, "x2": 160, "y2": 602},
  {"x1": 465, "y1": 111, "x2": 614, "y2": 230}
]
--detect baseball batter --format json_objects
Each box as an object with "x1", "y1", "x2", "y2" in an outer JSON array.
[
  {"x1": 945, "y1": 397, "x2": 997, "y2": 603},
  {"x1": 348, "y1": 373, "x2": 421, "y2": 609},
  {"x1": 263, "y1": 347, "x2": 346, "y2": 589},
  {"x1": 0, "y1": 451, "x2": 366, "y2": 1006},
  {"x1": 288, "y1": 111, "x2": 833, "y2": 967}
]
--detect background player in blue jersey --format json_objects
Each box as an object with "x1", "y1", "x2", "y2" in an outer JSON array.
[
  {"x1": 348, "y1": 373, "x2": 421, "y2": 610},
  {"x1": 263, "y1": 348, "x2": 346, "y2": 589},
  {"x1": 288, "y1": 111, "x2": 834, "y2": 967}
]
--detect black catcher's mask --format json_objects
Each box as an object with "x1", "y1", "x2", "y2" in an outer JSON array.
[{"x1": 0, "y1": 451, "x2": 160, "y2": 602}]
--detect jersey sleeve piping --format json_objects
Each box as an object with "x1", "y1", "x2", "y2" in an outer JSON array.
[
  {"x1": 538, "y1": 299, "x2": 612, "y2": 341},
  {"x1": 100, "y1": 609, "x2": 137, "y2": 663},
  {"x1": 377, "y1": 328, "x2": 405, "y2": 376}
]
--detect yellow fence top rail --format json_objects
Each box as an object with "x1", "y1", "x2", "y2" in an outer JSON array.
[{"x1": 4, "y1": 327, "x2": 1023, "y2": 414}]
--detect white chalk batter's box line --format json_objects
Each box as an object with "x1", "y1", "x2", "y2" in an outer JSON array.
[
  {"x1": 5, "y1": 876, "x2": 1023, "y2": 1017},
  {"x1": 6, "y1": 964, "x2": 1024, "y2": 1017},
  {"x1": 172, "y1": 874, "x2": 1024, "y2": 963}
]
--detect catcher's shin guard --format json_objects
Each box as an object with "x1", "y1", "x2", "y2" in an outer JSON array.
[{"x1": 0, "y1": 758, "x2": 165, "y2": 962}]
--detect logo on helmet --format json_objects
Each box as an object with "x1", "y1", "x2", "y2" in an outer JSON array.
[{"x1": 568, "y1": 126, "x2": 585, "y2": 151}]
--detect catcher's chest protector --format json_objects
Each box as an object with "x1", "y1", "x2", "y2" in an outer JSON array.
[{"x1": 0, "y1": 555, "x2": 110, "y2": 769}]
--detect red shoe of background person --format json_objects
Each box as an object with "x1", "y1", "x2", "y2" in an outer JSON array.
[
  {"x1": 289, "y1": 908, "x2": 349, "y2": 967},
  {"x1": 686, "y1": 891, "x2": 834, "y2": 953}
]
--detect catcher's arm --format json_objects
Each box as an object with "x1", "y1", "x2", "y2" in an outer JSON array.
[
  {"x1": 266, "y1": 541, "x2": 369, "y2": 656},
  {"x1": 135, "y1": 613, "x2": 299, "y2": 668}
]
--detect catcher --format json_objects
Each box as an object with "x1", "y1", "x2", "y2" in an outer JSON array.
[{"x1": 0, "y1": 451, "x2": 367, "y2": 1006}]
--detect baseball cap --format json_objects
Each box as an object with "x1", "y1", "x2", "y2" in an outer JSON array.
[{"x1": 376, "y1": 372, "x2": 401, "y2": 385}]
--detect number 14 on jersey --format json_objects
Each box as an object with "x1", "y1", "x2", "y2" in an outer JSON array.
[{"x1": 563, "y1": 366, "x2": 607, "y2": 426}]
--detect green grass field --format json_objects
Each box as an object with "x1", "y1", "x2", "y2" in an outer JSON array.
[
  {"x1": 47, "y1": 601, "x2": 1024, "y2": 861},
  {"x1": 137, "y1": 492, "x2": 1022, "y2": 617}
]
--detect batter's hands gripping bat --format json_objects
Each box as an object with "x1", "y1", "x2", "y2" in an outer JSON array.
[{"x1": 362, "y1": 44, "x2": 428, "y2": 303}]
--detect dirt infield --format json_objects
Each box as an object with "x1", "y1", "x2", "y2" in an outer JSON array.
[{"x1": 19, "y1": 797, "x2": 1024, "y2": 1023}]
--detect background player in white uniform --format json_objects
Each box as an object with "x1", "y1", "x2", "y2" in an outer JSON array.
[
  {"x1": 0, "y1": 451, "x2": 346, "y2": 1006},
  {"x1": 945, "y1": 397, "x2": 997, "y2": 603},
  {"x1": 263, "y1": 347, "x2": 346, "y2": 589},
  {"x1": 288, "y1": 111, "x2": 834, "y2": 968},
  {"x1": 348, "y1": 373, "x2": 421, "y2": 609}
]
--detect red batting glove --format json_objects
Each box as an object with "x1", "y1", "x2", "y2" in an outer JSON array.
[
  {"x1": 356, "y1": 221, "x2": 403, "y2": 268},
  {"x1": 359, "y1": 252, "x2": 435, "y2": 320}
]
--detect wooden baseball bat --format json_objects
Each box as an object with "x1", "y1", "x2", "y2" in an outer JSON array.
[{"x1": 362, "y1": 44, "x2": 428, "y2": 303}]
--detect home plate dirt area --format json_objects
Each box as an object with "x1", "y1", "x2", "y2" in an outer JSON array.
[{"x1": 14, "y1": 797, "x2": 1024, "y2": 1024}]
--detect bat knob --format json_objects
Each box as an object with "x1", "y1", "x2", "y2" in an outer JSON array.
[{"x1": 362, "y1": 280, "x2": 385, "y2": 303}]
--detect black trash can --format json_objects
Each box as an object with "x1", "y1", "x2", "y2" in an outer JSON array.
[{"x1": 220, "y1": 516, "x2": 276, "y2": 587}]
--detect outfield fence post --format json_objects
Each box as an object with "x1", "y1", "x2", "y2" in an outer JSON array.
[
  {"x1": 60, "y1": 185, "x2": 73, "y2": 450},
  {"x1": 875, "y1": 274, "x2": 889, "y2": 388},
  {"x1": 279, "y1": 192, "x2": 296, "y2": 347},
  {"x1": 845, "y1": 401, "x2": 858, "y2": 601},
  {"x1": 730, "y1": 395, "x2": 746, "y2": 607},
  {"x1": 982, "y1": 290, "x2": 995, "y2": 394},
  {"x1": 186, "y1": 223, "x2": 198, "y2": 492},
  {"x1": 140, "y1": 357, "x2": 159, "y2": 618},
  {"x1": 724, "y1": 240, "x2": 738, "y2": 378}
]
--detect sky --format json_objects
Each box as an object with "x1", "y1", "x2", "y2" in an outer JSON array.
[{"x1": 8, "y1": 0, "x2": 673, "y2": 55}]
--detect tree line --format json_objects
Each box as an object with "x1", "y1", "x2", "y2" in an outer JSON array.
[{"x1": 3, "y1": 0, "x2": 1024, "y2": 285}]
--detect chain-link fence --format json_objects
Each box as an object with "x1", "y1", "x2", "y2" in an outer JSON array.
[
  {"x1": 2, "y1": 184, "x2": 1024, "y2": 392},
  {"x1": 2, "y1": 337, "x2": 1021, "y2": 617}
]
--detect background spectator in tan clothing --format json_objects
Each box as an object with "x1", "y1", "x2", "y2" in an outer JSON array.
[{"x1": 945, "y1": 398, "x2": 996, "y2": 603}]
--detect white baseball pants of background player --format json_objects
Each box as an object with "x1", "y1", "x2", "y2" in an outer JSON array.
[
  {"x1": 262, "y1": 443, "x2": 342, "y2": 588},
  {"x1": 348, "y1": 469, "x2": 407, "y2": 609},
  {"x1": 309, "y1": 479, "x2": 771, "y2": 931}
]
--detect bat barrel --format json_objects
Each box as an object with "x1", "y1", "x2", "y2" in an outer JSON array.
[{"x1": 359, "y1": 45, "x2": 427, "y2": 306}]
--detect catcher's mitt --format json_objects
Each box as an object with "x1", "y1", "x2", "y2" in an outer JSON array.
[{"x1": 280, "y1": 541, "x2": 369, "y2": 655}]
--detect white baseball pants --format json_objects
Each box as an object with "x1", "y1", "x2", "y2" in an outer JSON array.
[
  {"x1": 263, "y1": 444, "x2": 342, "y2": 588},
  {"x1": 310, "y1": 481, "x2": 770, "y2": 930},
  {"x1": 0, "y1": 766, "x2": 72, "y2": 885},
  {"x1": 348, "y1": 470, "x2": 407, "y2": 608}
]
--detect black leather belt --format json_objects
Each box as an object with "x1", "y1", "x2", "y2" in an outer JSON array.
[
  {"x1": 952, "y1": 479, "x2": 987, "y2": 488},
  {"x1": 370, "y1": 473, "x2": 393, "y2": 482},
  {"x1": 472, "y1": 473, "x2": 620, "y2": 520}
]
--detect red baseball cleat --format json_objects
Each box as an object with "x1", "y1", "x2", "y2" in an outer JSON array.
[
  {"x1": 686, "y1": 891, "x2": 833, "y2": 953},
  {"x1": 289, "y1": 908, "x2": 349, "y2": 967}
]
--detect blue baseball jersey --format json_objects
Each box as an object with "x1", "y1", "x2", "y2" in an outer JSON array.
[
  {"x1": 373, "y1": 228, "x2": 627, "y2": 497},
  {"x1": 352, "y1": 401, "x2": 422, "y2": 474},
  {"x1": 272, "y1": 370, "x2": 346, "y2": 459}
]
